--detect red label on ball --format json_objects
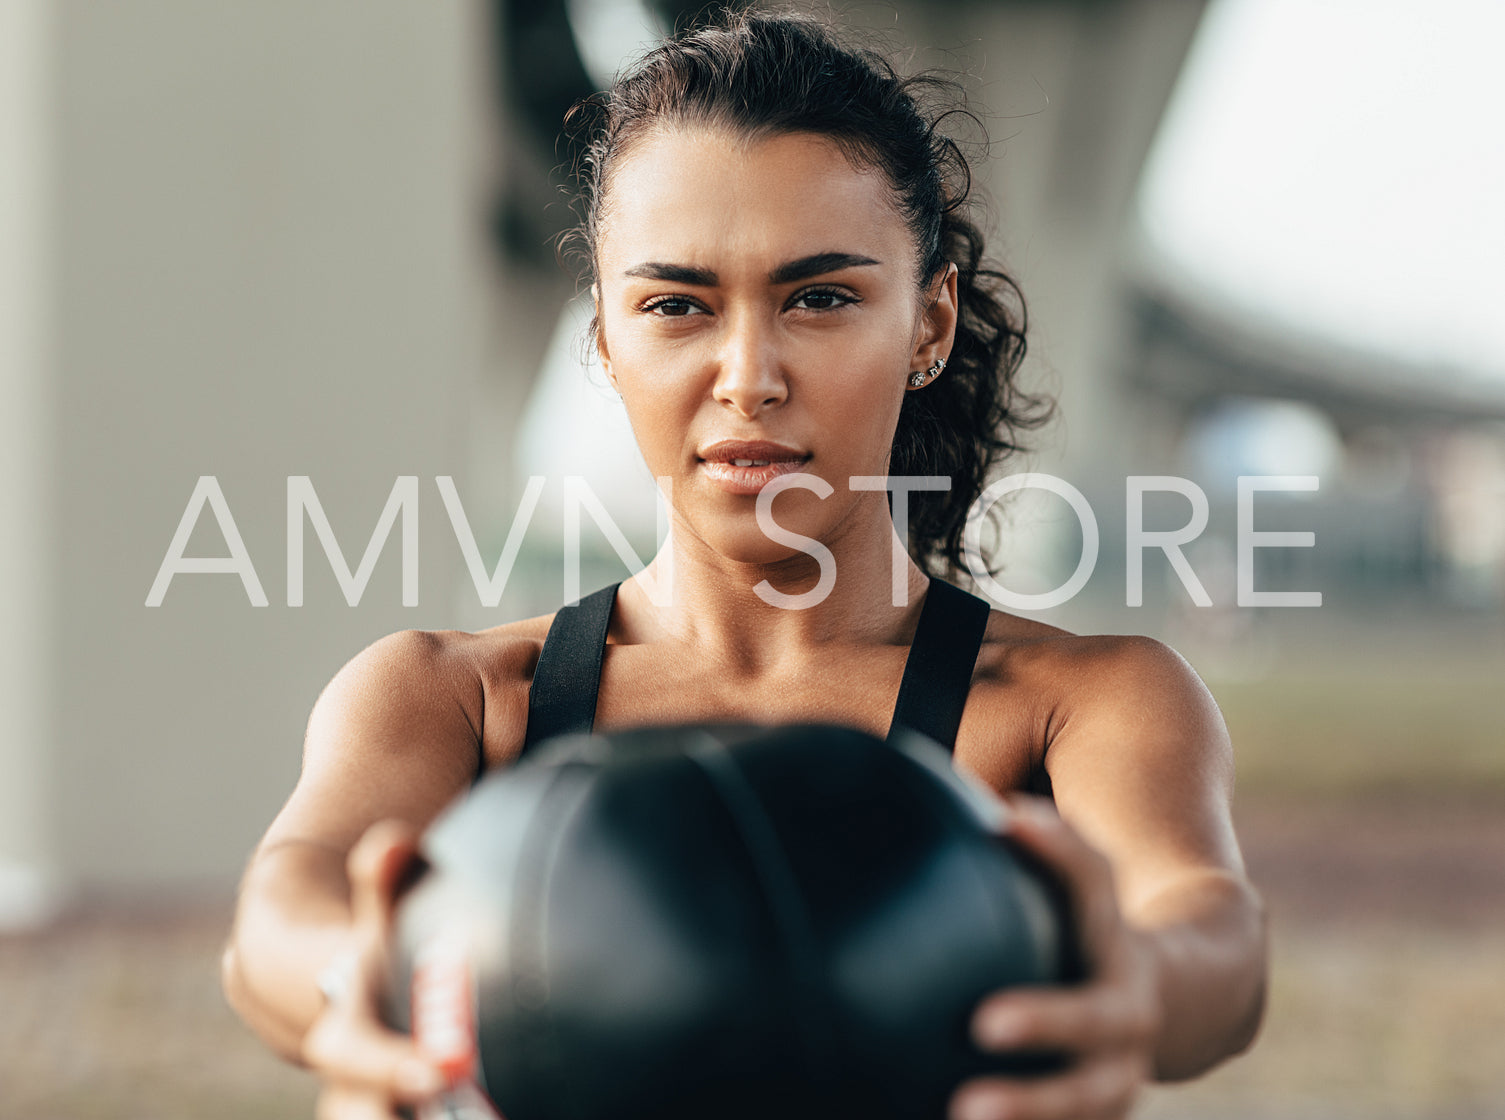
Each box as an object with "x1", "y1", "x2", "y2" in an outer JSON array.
[{"x1": 411, "y1": 930, "x2": 478, "y2": 1084}]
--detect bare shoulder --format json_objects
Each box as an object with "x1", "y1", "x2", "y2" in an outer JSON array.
[
  {"x1": 980, "y1": 609, "x2": 1219, "y2": 716},
  {"x1": 331, "y1": 608, "x2": 573, "y2": 767},
  {"x1": 445, "y1": 610, "x2": 563, "y2": 770},
  {"x1": 969, "y1": 610, "x2": 1244, "y2": 898},
  {"x1": 264, "y1": 616, "x2": 562, "y2": 852},
  {"x1": 1036, "y1": 628, "x2": 1226, "y2": 751},
  {"x1": 435, "y1": 612, "x2": 549, "y2": 686},
  {"x1": 971, "y1": 609, "x2": 1231, "y2": 783}
]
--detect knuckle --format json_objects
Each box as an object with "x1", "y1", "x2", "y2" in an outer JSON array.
[
  {"x1": 347, "y1": 834, "x2": 377, "y2": 881},
  {"x1": 979, "y1": 996, "x2": 1047, "y2": 1046},
  {"x1": 1008, "y1": 1006, "x2": 1045, "y2": 1038},
  {"x1": 975, "y1": 990, "x2": 1014, "y2": 1019}
]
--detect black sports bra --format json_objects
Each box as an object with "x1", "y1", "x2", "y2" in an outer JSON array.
[{"x1": 517, "y1": 576, "x2": 992, "y2": 761}]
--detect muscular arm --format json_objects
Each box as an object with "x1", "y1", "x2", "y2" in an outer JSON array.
[
  {"x1": 221, "y1": 629, "x2": 489, "y2": 1062},
  {"x1": 1041, "y1": 636, "x2": 1267, "y2": 1080}
]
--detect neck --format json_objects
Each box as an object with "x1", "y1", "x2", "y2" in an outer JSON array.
[{"x1": 618, "y1": 492, "x2": 933, "y2": 675}]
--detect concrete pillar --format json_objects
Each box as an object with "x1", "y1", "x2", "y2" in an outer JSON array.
[
  {"x1": 2, "y1": 0, "x2": 492, "y2": 911},
  {"x1": 0, "y1": 0, "x2": 61, "y2": 928}
]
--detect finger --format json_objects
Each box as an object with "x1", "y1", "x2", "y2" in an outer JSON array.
[
  {"x1": 998, "y1": 800, "x2": 1120, "y2": 967},
  {"x1": 348, "y1": 820, "x2": 421, "y2": 931},
  {"x1": 303, "y1": 1010, "x2": 446, "y2": 1105},
  {"x1": 316, "y1": 1084, "x2": 406, "y2": 1120},
  {"x1": 995, "y1": 791, "x2": 1051, "y2": 832},
  {"x1": 1001, "y1": 798, "x2": 1114, "y2": 903},
  {"x1": 971, "y1": 986, "x2": 1159, "y2": 1055},
  {"x1": 950, "y1": 1054, "x2": 1143, "y2": 1120}
]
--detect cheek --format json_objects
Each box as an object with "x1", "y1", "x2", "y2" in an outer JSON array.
[
  {"x1": 616, "y1": 384, "x2": 711, "y2": 486},
  {"x1": 618, "y1": 396, "x2": 694, "y2": 472},
  {"x1": 809, "y1": 347, "x2": 908, "y2": 453},
  {"x1": 599, "y1": 314, "x2": 649, "y2": 377},
  {"x1": 602, "y1": 328, "x2": 693, "y2": 444}
]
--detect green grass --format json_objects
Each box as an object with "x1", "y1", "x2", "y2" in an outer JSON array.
[{"x1": 1210, "y1": 673, "x2": 1505, "y2": 797}]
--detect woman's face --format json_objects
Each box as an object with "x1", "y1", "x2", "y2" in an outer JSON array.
[{"x1": 594, "y1": 126, "x2": 956, "y2": 567}]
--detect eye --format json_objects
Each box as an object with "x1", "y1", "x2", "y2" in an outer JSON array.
[
  {"x1": 639, "y1": 295, "x2": 706, "y2": 318},
  {"x1": 789, "y1": 286, "x2": 858, "y2": 312}
]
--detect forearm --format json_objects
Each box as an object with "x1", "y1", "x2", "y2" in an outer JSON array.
[
  {"x1": 222, "y1": 840, "x2": 355, "y2": 1064},
  {"x1": 1129, "y1": 869, "x2": 1268, "y2": 1081}
]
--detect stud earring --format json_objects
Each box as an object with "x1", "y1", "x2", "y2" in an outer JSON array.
[{"x1": 908, "y1": 357, "x2": 946, "y2": 388}]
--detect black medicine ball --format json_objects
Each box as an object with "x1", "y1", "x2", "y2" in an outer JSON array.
[{"x1": 387, "y1": 723, "x2": 1080, "y2": 1120}]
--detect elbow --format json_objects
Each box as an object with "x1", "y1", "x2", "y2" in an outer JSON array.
[
  {"x1": 1160, "y1": 957, "x2": 1266, "y2": 1082},
  {"x1": 1199, "y1": 875, "x2": 1269, "y2": 1070},
  {"x1": 1153, "y1": 977, "x2": 1265, "y2": 1083},
  {"x1": 220, "y1": 939, "x2": 248, "y2": 1019},
  {"x1": 1226, "y1": 891, "x2": 1271, "y2": 1059},
  {"x1": 220, "y1": 936, "x2": 308, "y2": 1066},
  {"x1": 1151, "y1": 877, "x2": 1270, "y2": 1082},
  {"x1": 1229, "y1": 967, "x2": 1269, "y2": 1058}
]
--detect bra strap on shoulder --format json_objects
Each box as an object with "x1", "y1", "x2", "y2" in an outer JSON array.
[
  {"x1": 887, "y1": 577, "x2": 992, "y2": 753},
  {"x1": 521, "y1": 582, "x2": 620, "y2": 757}
]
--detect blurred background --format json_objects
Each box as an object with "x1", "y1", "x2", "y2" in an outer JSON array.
[{"x1": 2, "y1": 0, "x2": 1501, "y2": 1116}]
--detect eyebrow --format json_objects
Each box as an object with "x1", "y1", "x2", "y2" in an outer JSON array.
[{"x1": 622, "y1": 252, "x2": 881, "y2": 287}]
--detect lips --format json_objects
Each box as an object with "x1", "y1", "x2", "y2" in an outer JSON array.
[
  {"x1": 699, "y1": 439, "x2": 808, "y2": 464},
  {"x1": 698, "y1": 439, "x2": 811, "y2": 496}
]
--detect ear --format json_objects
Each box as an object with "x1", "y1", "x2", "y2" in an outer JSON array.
[
  {"x1": 590, "y1": 282, "x2": 616, "y2": 388},
  {"x1": 907, "y1": 262, "x2": 959, "y2": 384}
]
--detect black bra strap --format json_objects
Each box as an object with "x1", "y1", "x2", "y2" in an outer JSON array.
[
  {"x1": 886, "y1": 578, "x2": 993, "y2": 752},
  {"x1": 521, "y1": 582, "x2": 621, "y2": 757},
  {"x1": 520, "y1": 577, "x2": 990, "y2": 762}
]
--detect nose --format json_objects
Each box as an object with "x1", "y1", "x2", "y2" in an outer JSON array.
[{"x1": 712, "y1": 309, "x2": 788, "y2": 418}]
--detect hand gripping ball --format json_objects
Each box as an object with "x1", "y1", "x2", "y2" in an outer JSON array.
[{"x1": 387, "y1": 723, "x2": 1081, "y2": 1120}]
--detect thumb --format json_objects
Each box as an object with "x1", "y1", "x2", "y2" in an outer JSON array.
[{"x1": 347, "y1": 819, "x2": 421, "y2": 932}]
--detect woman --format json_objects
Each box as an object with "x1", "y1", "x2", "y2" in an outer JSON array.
[{"x1": 222, "y1": 11, "x2": 1267, "y2": 1119}]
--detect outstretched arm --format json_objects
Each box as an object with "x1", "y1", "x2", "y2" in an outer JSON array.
[
  {"x1": 222, "y1": 629, "x2": 489, "y2": 1110},
  {"x1": 952, "y1": 636, "x2": 1267, "y2": 1120}
]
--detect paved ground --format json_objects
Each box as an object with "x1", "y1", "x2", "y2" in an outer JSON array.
[
  {"x1": 2, "y1": 793, "x2": 1502, "y2": 1120},
  {"x1": 1139, "y1": 794, "x2": 1505, "y2": 1120}
]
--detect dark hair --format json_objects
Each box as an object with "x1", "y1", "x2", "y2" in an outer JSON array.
[{"x1": 559, "y1": 7, "x2": 1052, "y2": 577}]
